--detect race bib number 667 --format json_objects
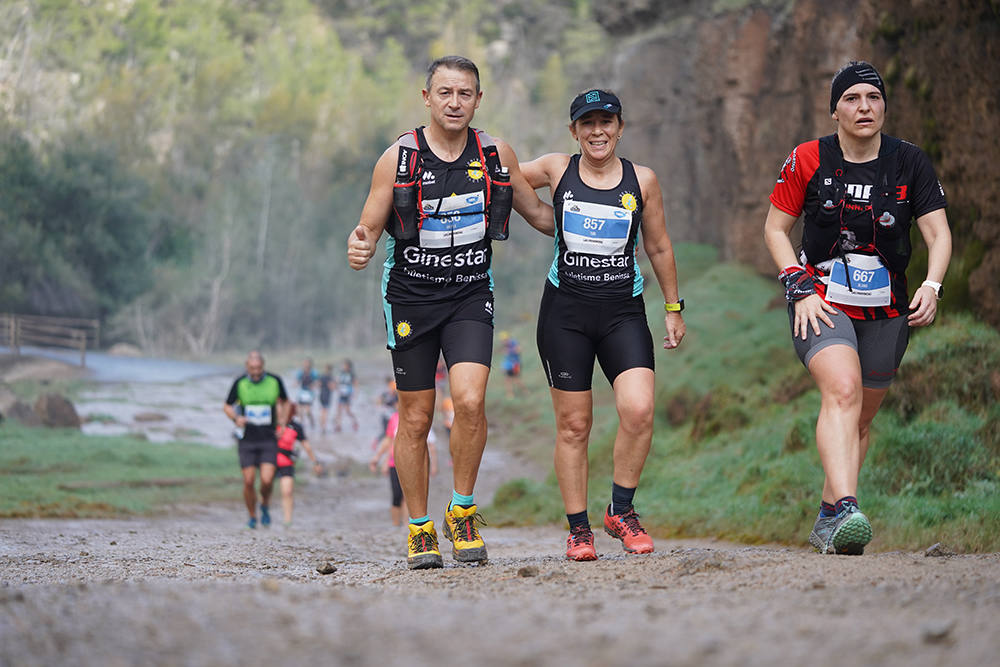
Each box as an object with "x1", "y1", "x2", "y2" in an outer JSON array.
[{"x1": 826, "y1": 253, "x2": 891, "y2": 307}]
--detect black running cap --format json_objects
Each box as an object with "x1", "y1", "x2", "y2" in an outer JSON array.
[
  {"x1": 830, "y1": 63, "x2": 886, "y2": 114},
  {"x1": 570, "y1": 90, "x2": 622, "y2": 121}
]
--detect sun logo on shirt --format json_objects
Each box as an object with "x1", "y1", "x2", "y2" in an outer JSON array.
[
  {"x1": 395, "y1": 321, "x2": 412, "y2": 338},
  {"x1": 620, "y1": 192, "x2": 638, "y2": 211},
  {"x1": 466, "y1": 160, "x2": 484, "y2": 181}
]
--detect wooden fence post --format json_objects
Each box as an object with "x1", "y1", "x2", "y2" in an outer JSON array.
[
  {"x1": 3, "y1": 314, "x2": 97, "y2": 360},
  {"x1": 76, "y1": 330, "x2": 86, "y2": 367}
]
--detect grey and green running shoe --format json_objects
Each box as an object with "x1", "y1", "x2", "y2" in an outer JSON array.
[
  {"x1": 809, "y1": 504, "x2": 872, "y2": 555},
  {"x1": 808, "y1": 515, "x2": 836, "y2": 553}
]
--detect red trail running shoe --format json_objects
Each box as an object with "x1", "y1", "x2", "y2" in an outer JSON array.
[
  {"x1": 566, "y1": 525, "x2": 598, "y2": 561},
  {"x1": 603, "y1": 506, "x2": 654, "y2": 554}
]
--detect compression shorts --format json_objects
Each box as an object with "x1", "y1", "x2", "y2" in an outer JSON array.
[
  {"x1": 536, "y1": 281, "x2": 654, "y2": 392},
  {"x1": 788, "y1": 305, "x2": 909, "y2": 389}
]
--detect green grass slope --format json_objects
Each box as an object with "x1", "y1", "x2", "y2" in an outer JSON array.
[
  {"x1": 489, "y1": 243, "x2": 1000, "y2": 552},
  {"x1": 0, "y1": 425, "x2": 240, "y2": 517}
]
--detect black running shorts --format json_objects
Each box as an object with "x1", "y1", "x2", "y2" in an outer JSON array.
[
  {"x1": 389, "y1": 466, "x2": 404, "y2": 507},
  {"x1": 788, "y1": 305, "x2": 910, "y2": 389},
  {"x1": 237, "y1": 438, "x2": 278, "y2": 469},
  {"x1": 536, "y1": 281, "x2": 654, "y2": 392},
  {"x1": 385, "y1": 288, "x2": 494, "y2": 391}
]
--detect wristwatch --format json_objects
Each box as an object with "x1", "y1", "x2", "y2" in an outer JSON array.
[
  {"x1": 664, "y1": 299, "x2": 685, "y2": 312},
  {"x1": 921, "y1": 280, "x2": 943, "y2": 299}
]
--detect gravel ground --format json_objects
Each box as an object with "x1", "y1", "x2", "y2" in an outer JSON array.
[
  {"x1": 3, "y1": 470, "x2": 999, "y2": 666},
  {"x1": 2, "y1": 356, "x2": 999, "y2": 665}
]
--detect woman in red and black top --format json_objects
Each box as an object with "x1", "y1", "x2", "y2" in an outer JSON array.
[
  {"x1": 763, "y1": 61, "x2": 951, "y2": 555},
  {"x1": 275, "y1": 404, "x2": 323, "y2": 528}
]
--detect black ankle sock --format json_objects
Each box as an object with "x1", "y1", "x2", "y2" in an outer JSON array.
[
  {"x1": 834, "y1": 496, "x2": 858, "y2": 514},
  {"x1": 611, "y1": 483, "x2": 636, "y2": 515},
  {"x1": 567, "y1": 510, "x2": 589, "y2": 531},
  {"x1": 820, "y1": 501, "x2": 836, "y2": 518}
]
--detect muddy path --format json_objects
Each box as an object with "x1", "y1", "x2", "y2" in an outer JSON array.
[{"x1": 2, "y1": 356, "x2": 999, "y2": 665}]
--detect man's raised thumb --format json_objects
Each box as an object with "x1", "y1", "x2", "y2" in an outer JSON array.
[{"x1": 354, "y1": 227, "x2": 366, "y2": 241}]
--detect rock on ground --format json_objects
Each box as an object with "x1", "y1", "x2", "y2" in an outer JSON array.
[{"x1": 33, "y1": 393, "x2": 81, "y2": 428}]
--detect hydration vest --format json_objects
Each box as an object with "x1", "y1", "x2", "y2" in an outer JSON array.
[
  {"x1": 390, "y1": 127, "x2": 505, "y2": 233},
  {"x1": 802, "y1": 134, "x2": 911, "y2": 273}
]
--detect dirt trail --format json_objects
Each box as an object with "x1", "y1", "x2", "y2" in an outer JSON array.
[{"x1": 2, "y1": 356, "x2": 999, "y2": 665}]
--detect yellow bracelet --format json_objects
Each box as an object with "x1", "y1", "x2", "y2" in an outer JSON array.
[{"x1": 664, "y1": 299, "x2": 685, "y2": 312}]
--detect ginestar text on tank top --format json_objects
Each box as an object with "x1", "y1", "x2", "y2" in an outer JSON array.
[
  {"x1": 402, "y1": 245, "x2": 490, "y2": 268},
  {"x1": 562, "y1": 251, "x2": 632, "y2": 268}
]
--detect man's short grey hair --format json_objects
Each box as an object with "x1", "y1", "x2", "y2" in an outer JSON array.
[{"x1": 426, "y1": 55, "x2": 481, "y2": 93}]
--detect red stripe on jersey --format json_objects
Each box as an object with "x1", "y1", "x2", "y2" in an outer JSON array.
[{"x1": 769, "y1": 140, "x2": 820, "y2": 217}]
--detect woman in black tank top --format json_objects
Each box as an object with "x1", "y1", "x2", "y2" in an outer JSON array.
[{"x1": 520, "y1": 90, "x2": 686, "y2": 561}]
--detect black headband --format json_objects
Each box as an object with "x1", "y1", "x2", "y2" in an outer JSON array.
[{"x1": 830, "y1": 63, "x2": 886, "y2": 114}]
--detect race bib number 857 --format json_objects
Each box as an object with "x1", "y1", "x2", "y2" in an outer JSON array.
[{"x1": 562, "y1": 200, "x2": 632, "y2": 256}]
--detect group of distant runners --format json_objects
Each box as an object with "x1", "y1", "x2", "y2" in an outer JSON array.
[
  {"x1": 222, "y1": 353, "x2": 452, "y2": 532},
  {"x1": 290, "y1": 357, "x2": 359, "y2": 435},
  {"x1": 223, "y1": 352, "x2": 321, "y2": 529},
  {"x1": 223, "y1": 353, "x2": 368, "y2": 529},
  {"x1": 227, "y1": 55, "x2": 950, "y2": 567}
]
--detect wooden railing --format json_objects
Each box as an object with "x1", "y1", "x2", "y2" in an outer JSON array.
[{"x1": 0, "y1": 313, "x2": 100, "y2": 367}]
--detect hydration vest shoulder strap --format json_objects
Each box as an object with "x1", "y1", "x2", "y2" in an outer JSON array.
[
  {"x1": 473, "y1": 130, "x2": 503, "y2": 173},
  {"x1": 817, "y1": 133, "x2": 901, "y2": 182},
  {"x1": 473, "y1": 128, "x2": 504, "y2": 207},
  {"x1": 396, "y1": 127, "x2": 502, "y2": 206},
  {"x1": 817, "y1": 134, "x2": 841, "y2": 173},
  {"x1": 399, "y1": 127, "x2": 502, "y2": 177},
  {"x1": 875, "y1": 135, "x2": 901, "y2": 197},
  {"x1": 396, "y1": 130, "x2": 421, "y2": 182}
]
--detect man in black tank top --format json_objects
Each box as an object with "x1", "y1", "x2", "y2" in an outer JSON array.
[
  {"x1": 521, "y1": 90, "x2": 686, "y2": 562},
  {"x1": 347, "y1": 55, "x2": 554, "y2": 570}
]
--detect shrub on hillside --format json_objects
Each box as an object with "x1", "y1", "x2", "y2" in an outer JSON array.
[
  {"x1": 883, "y1": 314, "x2": 1000, "y2": 418},
  {"x1": 863, "y1": 402, "x2": 995, "y2": 496}
]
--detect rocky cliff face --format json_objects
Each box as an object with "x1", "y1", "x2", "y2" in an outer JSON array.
[
  {"x1": 596, "y1": 0, "x2": 999, "y2": 325},
  {"x1": 867, "y1": 0, "x2": 1000, "y2": 325}
]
